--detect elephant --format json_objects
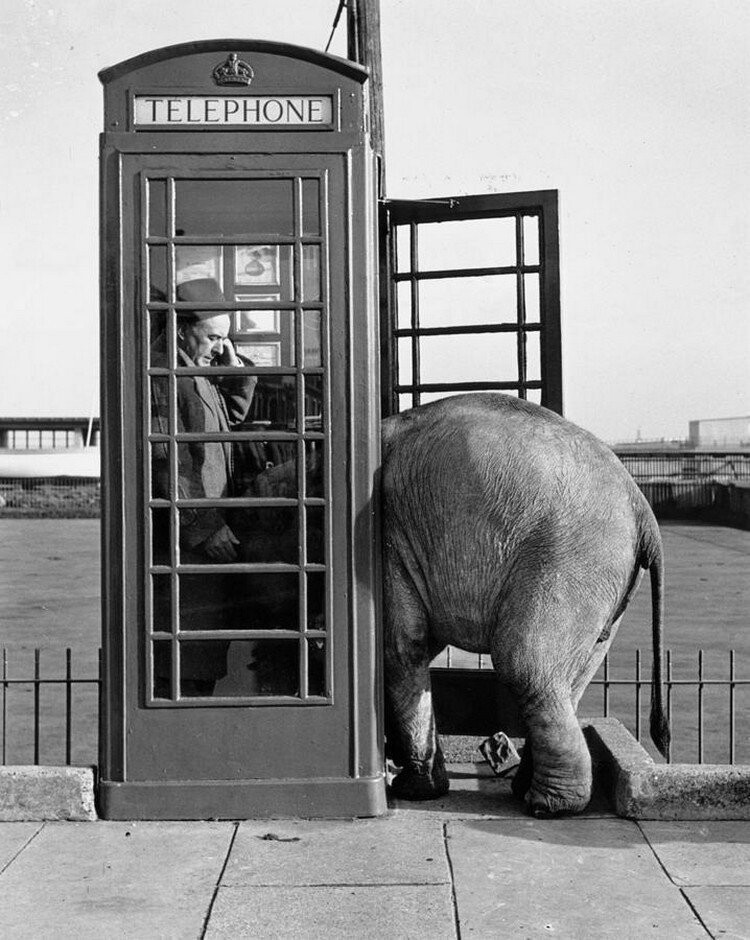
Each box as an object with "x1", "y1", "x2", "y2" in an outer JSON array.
[{"x1": 381, "y1": 392, "x2": 669, "y2": 817}]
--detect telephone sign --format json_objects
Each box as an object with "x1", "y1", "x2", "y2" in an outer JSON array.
[{"x1": 98, "y1": 41, "x2": 385, "y2": 819}]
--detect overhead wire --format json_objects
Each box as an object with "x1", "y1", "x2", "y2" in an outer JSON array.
[{"x1": 324, "y1": 0, "x2": 348, "y2": 53}]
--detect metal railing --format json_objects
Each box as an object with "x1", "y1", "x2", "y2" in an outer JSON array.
[
  {"x1": 616, "y1": 451, "x2": 750, "y2": 484},
  {"x1": 0, "y1": 477, "x2": 100, "y2": 518},
  {"x1": 1, "y1": 649, "x2": 101, "y2": 766},
  {"x1": 1, "y1": 646, "x2": 747, "y2": 767}
]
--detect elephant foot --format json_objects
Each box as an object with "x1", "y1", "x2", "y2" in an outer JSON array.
[
  {"x1": 390, "y1": 751, "x2": 449, "y2": 801},
  {"x1": 523, "y1": 778, "x2": 591, "y2": 818}
]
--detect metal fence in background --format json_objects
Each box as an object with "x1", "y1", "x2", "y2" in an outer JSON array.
[
  {"x1": 1, "y1": 646, "x2": 747, "y2": 768},
  {"x1": 0, "y1": 477, "x2": 101, "y2": 518}
]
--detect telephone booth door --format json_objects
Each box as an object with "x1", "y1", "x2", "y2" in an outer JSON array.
[{"x1": 99, "y1": 42, "x2": 384, "y2": 819}]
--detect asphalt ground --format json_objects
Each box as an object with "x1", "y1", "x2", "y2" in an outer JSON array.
[{"x1": 0, "y1": 519, "x2": 748, "y2": 765}]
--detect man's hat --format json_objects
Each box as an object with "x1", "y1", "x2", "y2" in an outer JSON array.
[{"x1": 176, "y1": 278, "x2": 225, "y2": 304}]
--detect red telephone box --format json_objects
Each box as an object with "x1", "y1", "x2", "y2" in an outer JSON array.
[{"x1": 98, "y1": 40, "x2": 385, "y2": 818}]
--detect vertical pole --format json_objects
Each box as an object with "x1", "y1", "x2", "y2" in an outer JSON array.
[
  {"x1": 348, "y1": 0, "x2": 386, "y2": 193},
  {"x1": 66, "y1": 648, "x2": 73, "y2": 766},
  {"x1": 34, "y1": 648, "x2": 41, "y2": 765}
]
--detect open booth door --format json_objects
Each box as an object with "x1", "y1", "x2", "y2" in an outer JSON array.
[
  {"x1": 380, "y1": 190, "x2": 562, "y2": 419},
  {"x1": 380, "y1": 190, "x2": 562, "y2": 737}
]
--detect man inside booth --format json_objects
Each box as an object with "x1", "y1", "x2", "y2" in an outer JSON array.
[
  {"x1": 151, "y1": 277, "x2": 256, "y2": 695},
  {"x1": 151, "y1": 277, "x2": 257, "y2": 561}
]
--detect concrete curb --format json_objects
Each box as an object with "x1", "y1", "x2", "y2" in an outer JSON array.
[
  {"x1": 0, "y1": 766, "x2": 97, "y2": 821},
  {"x1": 584, "y1": 718, "x2": 750, "y2": 820}
]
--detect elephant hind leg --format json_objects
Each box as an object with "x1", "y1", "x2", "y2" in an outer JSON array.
[
  {"x1": 493, "y1": 617, "x2": 595, "y2": 817},
  {"x1": 384, "y1": 573, "x2": 448, "y2": 801}
]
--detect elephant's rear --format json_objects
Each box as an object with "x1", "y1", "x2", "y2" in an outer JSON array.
[{"x1": 382, "y1": 394, "x2": 645, "y2": 622}]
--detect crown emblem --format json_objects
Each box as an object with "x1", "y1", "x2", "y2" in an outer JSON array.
[{"x1": 212, "y1": 53, "x2": 254, "y2": 87}]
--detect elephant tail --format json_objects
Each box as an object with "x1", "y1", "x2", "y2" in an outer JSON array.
[{"x1": 645, "y1": 528, "x2": 670, "y2": 759}]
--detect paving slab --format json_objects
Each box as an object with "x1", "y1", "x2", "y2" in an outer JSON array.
[
  {"x1": 639, "y1": 821, "x2": 750, "y2": 885},
  {"x1": 223, "y1": 816, "x2": 449, "y2": 886},
  {"x1": 0, "y1": 820, "x2": 234, "y2": 939},
  {"x1": 684, "y1": 887, "x2": 750, "y2": 940},
  {"x1": 447, "y1": 817, "x2": 706, "y2": 937},
  {"x1": 206, "y1": 884, "x2": 457, "y2": 938},
  {"x1": 0, "y1": 822, "x2": 41, "y2": 870}
]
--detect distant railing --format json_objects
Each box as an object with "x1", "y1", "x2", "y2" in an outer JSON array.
[
  {"x1": 616, "y1": 451, "x2": 750, "y2": 484},
  {"x1": 0, "y1": 477, "x2": 100, "y2": 518},
  {"x1": 1, "y1": 646, "x2": 747, "y2": 767}
]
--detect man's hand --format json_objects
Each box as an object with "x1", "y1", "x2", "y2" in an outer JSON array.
[
  {"x1": 201, "y1": 524, "x2": 240, "y2": 561},
  {"x1": 216, "y1": 338, "x2": 242, "y2": 367}
]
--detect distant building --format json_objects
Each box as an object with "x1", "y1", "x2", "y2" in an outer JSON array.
[{"x1": 688, "y1": 417, "x2": 750, "y2": 448}]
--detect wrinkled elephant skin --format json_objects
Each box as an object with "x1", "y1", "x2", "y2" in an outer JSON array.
[{"x1": 381, "y1": 393, "x2": 669, "y2": 817}]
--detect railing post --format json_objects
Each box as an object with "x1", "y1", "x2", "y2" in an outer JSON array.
[
  {"x1": 2, "y1": 649, "x2": 7, "y2": 766},
  {"x1": 729, "y1": 649, "x2": 735, "y2": 765},
  {"x1": 666, "y1": 649, "x2": 672, "y2": 764},
  {"x1": 33, "y1": 648, "x2": 41, "y2": 765},
  {"x1": 697, "y1": 649, "x2": 704, "y2": 764},
  {"x1": 635, "y1": 649, "x2": 642, "y2": 742},
  {"x1": 65, "y1": 648, "x2": 72, "y2": 766}
]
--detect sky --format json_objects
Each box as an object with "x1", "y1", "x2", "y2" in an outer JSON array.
[{"x1": 0, "y1": 0, "x2": 748, "y2": 441}]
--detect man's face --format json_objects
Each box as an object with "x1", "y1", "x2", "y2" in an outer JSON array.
[{"x1": 178, "y1": 313, "x2": 231, "y2": 366}]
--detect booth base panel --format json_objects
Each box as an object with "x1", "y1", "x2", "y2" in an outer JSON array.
[{"x1": 98, "y1": 774, "x2": 388, "y2": 820}]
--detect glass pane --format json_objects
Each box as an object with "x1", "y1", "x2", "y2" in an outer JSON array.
[
  {"x1": 149, "y1": 381, "x2": 170, "y2": 437},
  {"x1": 235, "y1": 310, "x2": 293, "y2": 369},
  {"x1": 152, "y1": 641, "x2": 171, "y2": 699},
  {"x1": 396, "y1": 225, "x2": 412, "y2": 274},
  {"x1": 527, "y1": 388, "x2": 543, "y2": 405},
  {"x1": 149, "y1": 247, "x2": 168, "y2": 301},
  {"x1": 229, "y1": 506, "x2": 299, "y2": 563},
  {"x1": 306, "y1": 441, "x2": 324, "y2": 498},
  {"x1": 179, "y1": 572, "x2": 300, "y2": 631},
  {"x1": 151, "y1": 440, "x2": 171, "y2": 498},
  {"x1": 304, "y1": 374, "x2": 323, "y2": 431},
  {"x1": 152, "y1": 574, "x2": 172, "y2": 633},
  {"x1": 176, "y1": 443, "x2": 232, "y2": 500},
  {"x1": 417, "y1": 217, "x2": 517, "y2": 271},
  {"x1": 303, "y1": 310, "x2": 322, "y2": 367},
  {"x1": 234, "y1": 439, "x2": 297, "y2": 496},
  {"x1": 307, "y1": 507, "x2": 325, "y2": 564},
  {"x1": 526, "y1": 331, "x2": 542, "y2": 383},
  {"x1": 397, "y1": 280, "x2": 412, "y2": 329},
  {"x1": 417, "y1": 275, "x2": 517, "y2": 329},
  {"x1": 235, "y1": 442, "x2": 298, "y2": 499},
  {"x1": 301, "y1": 179, "x2": 320, "y2": 235},
  {"x1": 524, "y1": 273, "x2": 540, "y2": 322},
  {"x1": 182, "y1": 640, "x2": 300, "y2": 698},
  {"x1": 151, "y1": 508, "x2": 172, "y2": 566},
  {"x1": 301, "y1": 245, "x2": 321, "y2": 301},
  {"x1": 308, "y1": 572, "x2": 326, "y2": 630},
  {"x1": 235, "y1": 375, "x2": 297, "y2": 431},
  {"x1": 419, "y1": 333, "x2": 519, "y2": 385},
  {"x1": 213, "y1": 640, "x2": 299, "y2": 698},
  {"x1": 149, "y1": 311, "x2": 169, "y2": 357},
  {"x1": 235, "y1": 245, "x2": 292, "y2": 297},
  {"x1": 523, "y1": 215, "x2": 540, "y2": 266},
  {"x1": 179, "y1": 640, "x2": 231, "y2": 697},
  {"x1": 175, "y1": 245, "x2": 223, "y2": 290},
  {"x1": 174, "y1": 179, "x2": 294, "y2": 236},
  {"x1": 398, "y1": 338, "x2": 413, "y2": 386},
  {"x1": 307, "y1": 639, "x2": 326, "y2": 695},
  {"x1": 148, "y1": 180, "x2": 167, "y2": 236},
  {"x1": 398, "y1": 393, "x2": 415, "y2": 412}
]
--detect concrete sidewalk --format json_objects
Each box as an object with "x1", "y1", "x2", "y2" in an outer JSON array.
[{"x1": 1, "y1": 766, "x2": 748, "y2": 939}]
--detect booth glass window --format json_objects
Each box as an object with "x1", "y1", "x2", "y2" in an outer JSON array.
[{"x1": 144, "y1": 173, "x2": 329, "y2": 704}]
